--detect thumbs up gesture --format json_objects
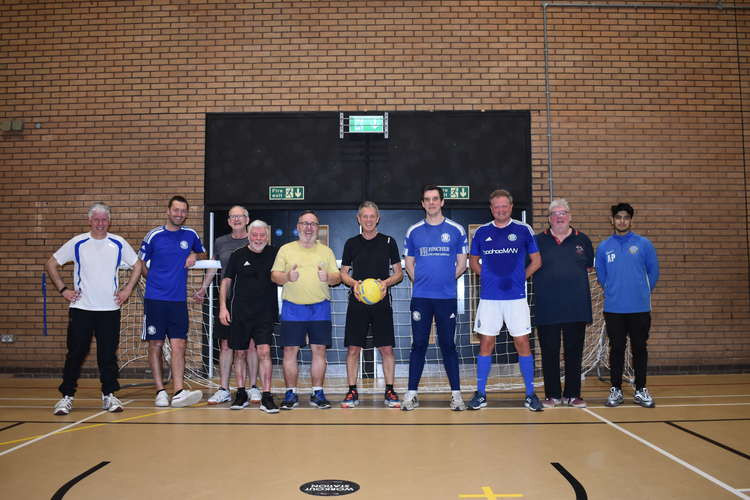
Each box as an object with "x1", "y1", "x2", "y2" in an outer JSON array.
[
  {"x1": 288, "y1": 264, "x2": 299, "y2": 282},
  {"x1": 317, "y1": 264, "x2": 328, "y2": 282}
]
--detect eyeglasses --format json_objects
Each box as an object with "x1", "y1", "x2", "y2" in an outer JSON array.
[
  {"x1": 228, "y1": 214, "x2": 247, "y2": 220},
  {"x1": 298, "y1": 221, "x2": 319, "y2": 227},
  {"x1": 550, "y1": 211, "x2": 569, "y2": 217}
]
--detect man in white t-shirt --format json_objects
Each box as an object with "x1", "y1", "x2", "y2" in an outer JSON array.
[{"x1": 46, "y1": 203, "x2": 142, "y2": 416}]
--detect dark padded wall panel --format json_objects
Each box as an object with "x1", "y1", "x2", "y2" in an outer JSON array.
[
  {"x1": 206, "y1": 111, "x2": 531, "y2": 210},
  {"x1": 206, "y1": 112, "x2": 362, "y2": 207},
  {"x1": 368, "y1": 111, "x2": 531, "y2": 207}
]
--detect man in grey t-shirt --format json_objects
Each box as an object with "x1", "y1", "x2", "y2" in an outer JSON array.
[{"x1": 195, "y1": 206, "x2": 263, "y2": 404}]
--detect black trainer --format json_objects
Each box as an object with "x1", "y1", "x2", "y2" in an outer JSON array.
[
  {"x1": 260, "y1": 392, "x2": 279, "y2": 414},
  {"x1": 230, "y1": 388, "x2": 249, "y2": 410}
]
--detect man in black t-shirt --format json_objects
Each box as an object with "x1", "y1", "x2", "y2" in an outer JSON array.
[
  {"x1": 340, "y1": 201, "x2": 403, "y2": 408},
  {"x1": 219, "y1": 220, "x2": 280, "y2": 413}
]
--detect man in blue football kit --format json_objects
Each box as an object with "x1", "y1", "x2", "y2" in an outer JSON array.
[
  {"x1": 468, "y1": 189, "x2": 543, "y2": 411},
  {"x1": 595, "y1": 202, "x2": 659, "y2": 408},
  {"x1": 139, "y1": 196, "x2": 206, "y2": 408},
  {"x1": 403, "y1": 184, "x2": 468, "y2": 411}
]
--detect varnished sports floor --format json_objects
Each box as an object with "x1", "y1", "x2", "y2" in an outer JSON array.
[{"x1": 0, "y1": 374, "x2": 748, "y2": 499}]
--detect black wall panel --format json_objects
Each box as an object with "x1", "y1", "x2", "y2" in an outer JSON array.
[{"x1": 205, "y1": 111, "x2": 531, "y2": 210}]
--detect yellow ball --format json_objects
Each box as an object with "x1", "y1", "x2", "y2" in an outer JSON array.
[{"x1": 358, "y1": 278, "x2": 383, "y2": 305}]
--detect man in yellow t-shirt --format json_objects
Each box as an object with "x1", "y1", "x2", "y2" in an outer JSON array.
[{"x1": 271, "y1": 210, "x2": 341, "y2": 409}]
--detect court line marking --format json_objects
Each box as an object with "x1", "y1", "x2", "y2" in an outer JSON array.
[
  {"x1": 0, "y1": 409, "x2": 110, "y2": 457},
  {"x1": 583, "y1": 408, "x2": 750, "y2": 499},
  {"x1": 0, "y1": 400, "x2": 189, "y2": 451},
  {"x1": 51, "y1": 461, "x2": 109, "y2": 500},
  {"x1": 665, "y1": 422, "x2": 750, "y2": 460},
  {"x1": 551, "y1": 462, "x2": 587, "y2": 500},
  {"x1": 0, "y1": 422, "x2": 24, "y2": 432},
  {"x1": 1, "y1": 401, "x2": 749, "y2": 411}
]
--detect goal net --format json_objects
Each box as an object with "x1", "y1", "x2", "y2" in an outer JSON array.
[{"x1": 118, "y1": 261, "x2": 630, "y2": 394}]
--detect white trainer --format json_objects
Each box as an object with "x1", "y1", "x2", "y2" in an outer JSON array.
[
  {"x1": 155, "y1": 389, "x2": 170, "y2": 407},
  {"x1": 171, "y1": 389, "x2": 202, "y2": 408},
  {"x1": 102, "y1": 393, "x2": 124, "y2": 413},
  {"x1": 207, "y1": 388, "x2": 231, "y2": 405},
  {"x1": 450, "y1": 392, "x2": 466, "y2": 411},
  {"x1": 401, "y1": 390, "x2": 419, "y2": 411},
  {"x1": 53, "y1": 395, "x2": 74, "y2": 416},
  {"x1": 248, "y1": 387, "x2": 262, "y2": 404}
]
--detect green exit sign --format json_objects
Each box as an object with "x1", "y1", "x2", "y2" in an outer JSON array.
[
  {"x1": 439, "y1": 185, "x2": 470, "y2": 200},
  {"x1": 349, "y1": 115, "x2": 384, "y2": 133},
  {"x1": 269, "y1": 186, "x2": 305, "y2": 200}
]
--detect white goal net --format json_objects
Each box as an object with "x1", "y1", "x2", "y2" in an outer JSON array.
[{"x1": 118, "y1": 261, "x2": 630, "y2": 394}]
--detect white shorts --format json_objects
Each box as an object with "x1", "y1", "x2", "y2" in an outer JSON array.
[{"x1": 474, "y1": 299, "x2": 531, "y2": 337}]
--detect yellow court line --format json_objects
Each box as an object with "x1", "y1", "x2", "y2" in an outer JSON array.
[
  {"x1": 0, "y1": 403, "x2": 206, "y2": 447},
  {"x1": 458, "y1": 486, "x2": 523, "y2": 498}
]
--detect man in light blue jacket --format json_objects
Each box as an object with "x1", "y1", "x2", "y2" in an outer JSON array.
[{"x1": 595, "y1": 203, "x2": 659, "y2": 408}]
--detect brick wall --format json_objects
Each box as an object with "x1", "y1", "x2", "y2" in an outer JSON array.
[{"x1": 1, "y1": 1, "x2": 748, "y2": 373}]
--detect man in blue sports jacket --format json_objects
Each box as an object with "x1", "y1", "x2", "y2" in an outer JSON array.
[{"x1": 595, "y1": 202, "x2": 659, "y2": 408}]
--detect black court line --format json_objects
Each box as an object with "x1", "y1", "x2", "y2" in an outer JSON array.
[
  {"x1": 0, "y1": 422, "x2": 23, "y2": 432},
  {"x1": 50, "y1": 461, "x2": 109, "y2": 500},
  {"x1": 551, "y1": 462, "x2": 587, "y2": 500},
  {"x1": 666, "y1": 421, "x2": 750, "y2": 461}
]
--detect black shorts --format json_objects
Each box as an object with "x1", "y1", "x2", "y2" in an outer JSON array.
[
  {"x1": 213, "y1": 298, "x2": 230, "y2": 341},
  {"x1": 215, "y1": 319, "x2": 231, "y2": 341},
  {"x1": 229, "y1": 314, "x2": 274, "y2": 350},
  {"x1": 344, "y1": 298, "x2": 395, "y2": 348}
]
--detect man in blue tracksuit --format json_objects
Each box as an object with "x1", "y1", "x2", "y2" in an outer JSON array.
[{"x1": 595, "y1": 203, "x2": 659, "y2": 408}]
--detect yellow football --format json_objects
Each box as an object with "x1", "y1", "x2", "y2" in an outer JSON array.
[{"x1": 358, "y1": 278, "x2": 383, "y2": 305}]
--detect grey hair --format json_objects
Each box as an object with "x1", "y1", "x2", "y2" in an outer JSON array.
[
  {"x1": 88, "y1": 202, "x2": 111, "y2": 218},
  {"x1": 357, "y1": 200, "x2": 379, "y2": 217},
  {"x1": 548, "y1": 198, "x2": 570, "y2": 213},
  {"x1": 248, "y1": 219, "x2": 269, "y2": 230},
  {"x1": 228, "y1": 205, "x2": 249, "y2": 218}
]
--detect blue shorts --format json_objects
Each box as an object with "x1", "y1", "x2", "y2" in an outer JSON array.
[
  {"x1": 280, "y1": 320, "x2": 332, "y2": 347},
  {"x1": 142, "y1": 299, "x2": 188, "y2": 341},
  {"x1": 280, "y1": 299, "x2": 332, "y2": 347}
]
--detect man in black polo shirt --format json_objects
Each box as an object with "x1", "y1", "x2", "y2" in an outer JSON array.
[
  {"x1": 533, "y1": 199, "x2": 594, "y2": 408},
  {"x1": 219, "y1": 219, "x2": 280, "y2": 413}
]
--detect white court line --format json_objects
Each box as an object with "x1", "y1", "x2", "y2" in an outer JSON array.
[
  {"x1": 0, "y1": 400, "x2": 134, "y2": 457},
  {"x1": 2, "y1": 401, "x2": 750, "y2": 411},
  {"x1": 0, "y1": 410, "x2": 108, "y2": 457},
  {"x1": 656, "y1": 394, "x2": 750, "y2": 399},
  {"x1": 583, "y1": 408, "x2": 750, "y2": 499}
]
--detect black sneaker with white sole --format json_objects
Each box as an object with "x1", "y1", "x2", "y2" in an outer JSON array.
[
  {"x1": 260, "y1": 392, "x2": 279, "y2": 414},
  {"x1": 230, "y1": 389, "x2": 249, "y2": 410}
]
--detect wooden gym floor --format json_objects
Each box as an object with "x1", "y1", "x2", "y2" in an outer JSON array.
[{"x1": 0, "y1": 374, "x2": 748, "y2": 499}]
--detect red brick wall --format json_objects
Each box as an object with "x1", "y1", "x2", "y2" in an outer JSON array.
[{"x1": 1, "y1": 1, "x2": 748, "y2": 373}]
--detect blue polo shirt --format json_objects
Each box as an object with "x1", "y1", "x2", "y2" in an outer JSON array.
[
  {"x1": 470, "y1": 219, "x2": 538, "y2": 300},
  {"x1": 139, "y1": 226, "x2": 205, "y2": 302},
  {"x1": 533, "y1": 228, "x2": 594, "y2": 325}
]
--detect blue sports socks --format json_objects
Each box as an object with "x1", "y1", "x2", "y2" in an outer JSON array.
[
  {"x1": 476, "y1": 355, "x2": 492, "y2": 395},
  {"x1": 519, "y1": 354, "x2": 535, "y2": 396}
]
